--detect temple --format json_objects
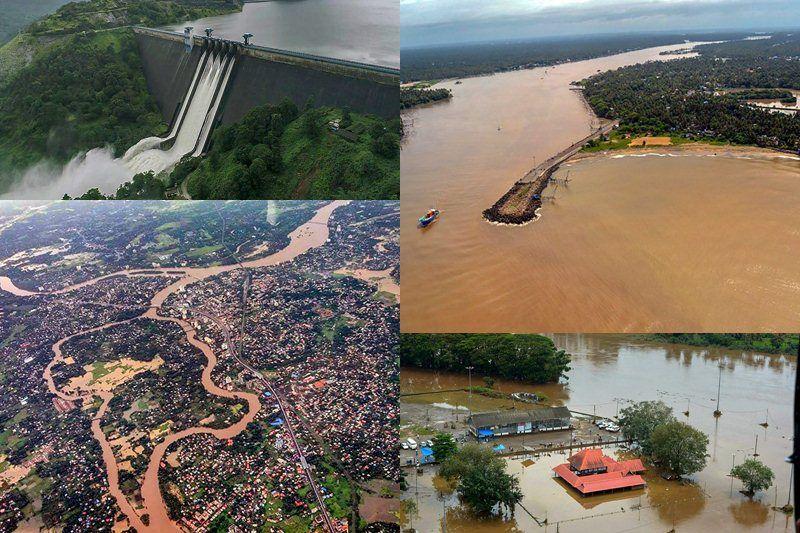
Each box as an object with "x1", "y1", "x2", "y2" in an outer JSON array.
[{"x1": 553, "y1": 448, "x2": 646, "y2": 496}]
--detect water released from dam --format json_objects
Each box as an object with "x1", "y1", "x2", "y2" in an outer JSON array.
[
  {"x1": 1, "y1": 48, "x2": 235, "y2": 199},
  {"x1": 400, "y1": 43, "x2": 800, "y2": 333}
]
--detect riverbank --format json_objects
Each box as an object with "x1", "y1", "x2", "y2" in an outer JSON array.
[{"x1": 569, "y1": 141, "x2": 800, "y2": 163}]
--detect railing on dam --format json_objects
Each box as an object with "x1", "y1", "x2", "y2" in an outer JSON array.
[{"x1": 132, "y1": 26, "x2": 399, "y2": 78}]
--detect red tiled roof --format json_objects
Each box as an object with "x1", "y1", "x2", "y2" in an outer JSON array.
[
  {"x1": 553, "y1": 464, "x2": 646, "y2": 494},
  {"x1": 569, "y1": 448, "x2": 606, "y2": 471}
]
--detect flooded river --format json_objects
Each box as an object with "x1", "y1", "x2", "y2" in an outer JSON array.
[
  {"x1": 401, "y1": 335, "x2": 796, "y2": 532},
  {"x1": 4, "y1": 201, "x2": 348, "y2": 531},
  {"x1": 166, "y1": 0, "x2": 398, "y2": 67},
  {"x1": 400, "y1": 43, "x2": 800, "y2": 333}
]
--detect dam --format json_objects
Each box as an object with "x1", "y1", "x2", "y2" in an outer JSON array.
[
  {"x1": 134, "y1": 26, "x2": 399, "y2": 128},
  {"x1": 125, "y1": 26, "x2": 399, "y2": 173}
]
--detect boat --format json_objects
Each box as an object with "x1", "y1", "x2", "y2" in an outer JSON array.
[{"x1": 418, "y1": 209, "x2": 440, "y2": 228}]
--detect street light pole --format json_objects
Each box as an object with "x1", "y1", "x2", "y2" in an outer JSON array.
[{"x1": 466, "y1": 366, "x2": 474, "y2": 414}]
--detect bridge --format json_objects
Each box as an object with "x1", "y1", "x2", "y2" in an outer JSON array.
[{"x1": 483, "y1": 119, "x2": 619, "y2": 225}]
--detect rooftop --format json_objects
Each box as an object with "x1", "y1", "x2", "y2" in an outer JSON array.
[{"x1": 468, "y1": 407, "x2": 571, "y2": 428}]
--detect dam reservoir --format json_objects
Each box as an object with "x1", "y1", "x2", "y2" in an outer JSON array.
[
  {"x1": 401, "y1": 335, "x2": 795, "y2": 532},
  {"x1": 165, "y1": 0, "x2": 399, "y2": 68},
  {"x1": 400, "y1": 43, "x2": 800, "y2": 333}
]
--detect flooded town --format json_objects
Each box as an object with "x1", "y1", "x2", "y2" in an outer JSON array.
[
  {"x1": 400, "y1": 334, "x2": 796, "y2": 532},
  {"x1": 0, "y1": 200, "x2": 399, "y2": 532}
]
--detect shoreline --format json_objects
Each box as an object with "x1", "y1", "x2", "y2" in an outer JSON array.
[{"x1": 567, "y1": 142, "x2": 800, "y2": 164}]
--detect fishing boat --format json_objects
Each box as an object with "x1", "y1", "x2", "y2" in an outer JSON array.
[{"x1": 418, "y1": 209, "x2": 440, "y2": 228}]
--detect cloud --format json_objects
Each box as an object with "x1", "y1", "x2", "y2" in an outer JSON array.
[{"x1": 401, "y1": 0, "x2": 800, "y2": 47}]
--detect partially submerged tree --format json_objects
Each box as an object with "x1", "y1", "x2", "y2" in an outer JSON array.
[
  {"x1": 458, "y1": 460, "x2": 522, "y2": 517},
  {"x1": 439, "y1": 443, "x2": 522, "y2": 516},
  {"x1": 731, "y1": 458, "x2": 775, "y2": 496},
  {"x1": 438, "y1": 443, "x2": 497, "y2": 481},
  {"x1": 431, "y1": 433, "x2": 458, "y2": 463},
  {"x1": 650, "y1": 421, "x2": 709, "y2": 478},
  {"x1": 618, "y1": 400, "x2": 675, "y2": 454}
]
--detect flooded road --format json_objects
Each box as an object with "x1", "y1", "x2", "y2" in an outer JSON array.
[
  {"x1": 166, "y1": 0, "x2": 398, "y2": 67},
  {"x1": 401, "y1": 334, "x2": 796, "y2": 532},
  {"x1": 400, "y1": 43, "x2": 800, "y2": 332},
  {"x1": 6, "y1": 201, "x2": 348, "y2": 531}
]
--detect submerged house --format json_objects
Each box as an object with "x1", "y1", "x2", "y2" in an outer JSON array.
[
  {"x1": 467, "y1": 407, "x2": 572, "y2": 440},
  {"x1": 553, "y1": 448, "x2": 646, "y2": 496}
]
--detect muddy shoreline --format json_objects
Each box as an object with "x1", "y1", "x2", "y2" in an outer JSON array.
[{"x1": 567, "y1": 142, "x2": 800, "y2": 163}]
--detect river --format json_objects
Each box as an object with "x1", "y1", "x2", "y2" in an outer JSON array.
[
  {"x1": 400, "y1": 43, "x2": 800, "y2": 333},
  {"x1": 401, "y1": 334, "x2": 796, "y2": 532},
  {"x1": 4, "y1": 200, "x2": 348, "y2": 531},
  {"x1": 165, "y1": 0, "x2": 399, "y2": 68}
]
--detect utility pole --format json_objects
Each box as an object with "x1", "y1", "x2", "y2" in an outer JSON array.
[
  {"x1": 754, "y1": 434, "x2": 759, "y2": 457},
  {"x1": 466, "y1": 366, "x2": 474, "y2": 414},
  {"x1": 714, "y1": 364, "x2": 723, "y2": 417},
  {"x1": 788, "y1": 463, "x2": 794, "y2": 507}
]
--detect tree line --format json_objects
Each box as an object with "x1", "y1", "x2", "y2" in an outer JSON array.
[
  {"x1": 400, "y1": 333, "x2": 571, "y2": 383},
  {"x1": 401, "y1": 31, "x2": 751, "y2": 82},
  {"x1": 400, "y1": 87, "x2": 452, "y2": 109},
  {"x1": 646, "y1": 334, "x2": 799, "y2": 355}
]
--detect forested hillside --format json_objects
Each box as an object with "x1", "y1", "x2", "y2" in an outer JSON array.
[
  {"x1": 181, "y1": 101, "x2": 400, "y2": 199},
  {"x1": 581, "y1": 33, "x2": 800, "y2": 151},
  {"x1": 0, "y1": 29, "x2": 165, "y2": 193},
  {"x1": 27, "y1": 0, "x2": 241, "y2": 36},
  {"x1": 400, "y1": 334, "x2": 571, "y2": 383}
]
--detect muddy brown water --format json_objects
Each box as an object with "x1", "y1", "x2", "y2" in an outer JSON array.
[
  {"x1": 400, "y1": 43, "x2": 800, "y2": 333},
  {"x1": 401, "y1": 335, "x2": 796, "y2": 532},
  {"x1": 4, "y1": 201, "x2": 348, "y2": 531}
]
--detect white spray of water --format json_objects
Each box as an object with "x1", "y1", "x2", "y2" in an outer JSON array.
[{"x1": 1, "y1": 49, "x2": 235, "y2": 199}]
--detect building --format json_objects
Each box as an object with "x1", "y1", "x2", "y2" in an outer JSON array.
[
  {"x1": 467, "y1": 407, "x2": 572, "y2": 440},
  {"x1": 553, "y1": 448, "x2": 646, "y2": 496}
]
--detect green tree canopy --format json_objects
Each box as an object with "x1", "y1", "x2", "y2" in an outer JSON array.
[
  {"x1": 431, "y1": 433, "x2": 458, "y2": 464},
  {"x1": 438, "y1": 443, "x2": 499, "y2": 481},
  {"x1": 650, "y1": 421, "x2": 709, "y2": 477},
  {"x1": 731, "y1": 458, "x2": 775, "y2": 496},
  {"x1": 399, "y1": 334, "x2": 571, "y2": 383},
  {"x1": 618, "y1": 400, "x2": 675, "y2": 455},
  {"x1": 458, "y1": 460, "x2": 523, "y2": 516}
]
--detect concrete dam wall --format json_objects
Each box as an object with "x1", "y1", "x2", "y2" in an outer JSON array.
[{"x1": 133, "y1": 27, "x2": 399, "y2": 131}]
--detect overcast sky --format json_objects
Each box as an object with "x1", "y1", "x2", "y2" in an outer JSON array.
[{"x1": 401, "y1": 0, "x2": 800, "y2": 47}]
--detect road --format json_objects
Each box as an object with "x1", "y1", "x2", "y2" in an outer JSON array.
[
  {"x1": 189, "y1": 305, "x2": 337, "y2": 533},
  {"x1": 518, "y1": 119, "x2": 620, "y2": 184}
]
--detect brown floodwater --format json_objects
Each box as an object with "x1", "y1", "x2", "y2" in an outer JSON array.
[
  {"x1": 6, "y1": 201, "x2": 349, "y2": 531},
  {"x1": 401, "y1": 334, "x2": 796, "y2": 532},
  {"x1": 400, "y1": 44, "x2": 800, "y2": 332}
]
